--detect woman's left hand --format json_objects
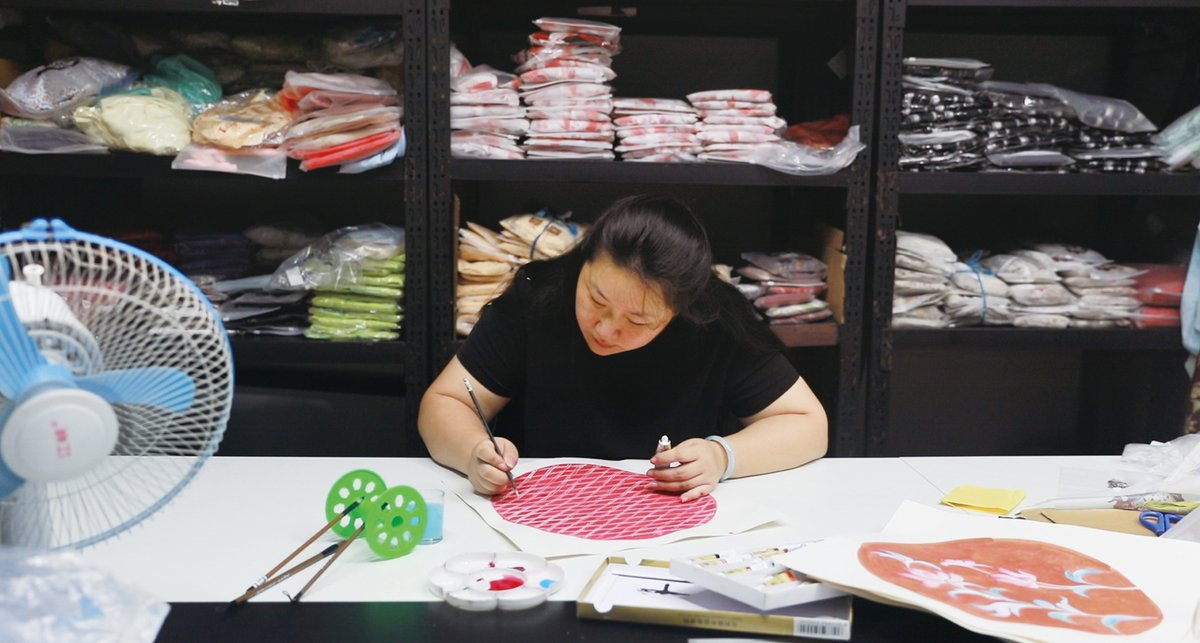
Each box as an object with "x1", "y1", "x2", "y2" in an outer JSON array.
[{"x1": 645, "y1": 437, "x2": 727, "y2": 502}]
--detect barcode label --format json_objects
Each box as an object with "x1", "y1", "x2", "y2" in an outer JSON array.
[{"x1": 793, "y1": 620, "x2": 850, "y2": 640}]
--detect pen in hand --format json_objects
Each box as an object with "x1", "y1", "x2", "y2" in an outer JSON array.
[
  {"x1": 654, "y1": 435, "x2": 672, "y2": 470},
  {"x1": 463, "y1": 378, "x2": 521, "y2": 498}
]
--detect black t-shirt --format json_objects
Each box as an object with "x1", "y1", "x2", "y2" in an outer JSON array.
[{"x1": 458, "y1": 260, "x2": 798, "y2": 459}]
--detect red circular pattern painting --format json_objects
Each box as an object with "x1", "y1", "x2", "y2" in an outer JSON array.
[
  {"x1": 859, "y1": 538, "x2": 1162, "y2": 635},
  {"x1": 492, "y1": 463, "x2": 717, "y2": 540}
]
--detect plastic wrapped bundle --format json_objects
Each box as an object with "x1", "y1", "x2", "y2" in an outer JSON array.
[
  {"x1": 686, "y1": 89, "x2": 785, "y2": 164},
  {"x1": 450, "y1": 43, "x2": 526, "y2": 159},
  {"x1": 612, "y1": 98, "x2": 700, "y2": 162},
  {"x1": 515, "y1": 17, "x2": 621, "y2": 160}
]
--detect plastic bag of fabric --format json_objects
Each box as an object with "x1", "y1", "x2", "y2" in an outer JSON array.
[
  {"x1": 172, "y1": 144, "x2": 288, "y2": 179},
  {"x1": 72, "y1": 86, "x2": 192, "y2": 155},
  {"x1": 0, "y1": 548, "x2": 169, "y2": 643},
  {"x1": 0, "y1": 57, "x2": 135, "y2": 120},
  {"x1": 142, "y1": 53, "x2": 222, "y2": 115},
  {"x1": 747, "y1": 125, "x2": 864, "y2": 176},
  {"x1": 981, "y1": 81, "x2": 1156, "y2": 133},
  {"x1": 269, "y1": 223, "x2": 405, "y2": 291},
  {"x1": 323, "y1": 25, "x2": 403, "y2": 70},
  {"x1": 0, "y1": 121, "x2": 108, "y2": 154}
]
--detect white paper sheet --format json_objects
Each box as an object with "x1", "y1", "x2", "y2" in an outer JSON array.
[
  {"x1": 779, "y1": 501, "x2": 1200, "y2": 642},
  {"x1": 452, "y1": 458, "x2": 782, "y2": 558}
]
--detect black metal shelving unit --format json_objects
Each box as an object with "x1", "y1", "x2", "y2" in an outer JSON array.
[
  {"x1": 0, "y1": 0, "x2": 429, "y2": 456},
  {"x1": 869, "y1": 0, "x2": 1199, "y2": 456},
  {"x1": 428, "y1": 0, "x2": 877, "y2": 456}
]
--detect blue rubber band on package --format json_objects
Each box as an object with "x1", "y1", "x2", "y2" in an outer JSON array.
[{"x1": 955, "y1": 250, "x2": 994, "y2": 324}]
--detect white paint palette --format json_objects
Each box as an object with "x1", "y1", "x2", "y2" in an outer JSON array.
[{"x1": 427, "y1": 551, "x2": 564, "y2": 611}]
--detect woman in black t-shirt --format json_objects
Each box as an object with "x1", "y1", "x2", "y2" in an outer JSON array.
[{"x1": 418, "y1": 195, "x2": 827, "y2": 501}]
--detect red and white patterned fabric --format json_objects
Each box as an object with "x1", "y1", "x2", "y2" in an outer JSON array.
[{"x1": 492, "y1": 463, "x2": 716, "y2": 540}]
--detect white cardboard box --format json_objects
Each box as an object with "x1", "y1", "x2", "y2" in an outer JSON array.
[
  {"x1": 669, "y1": 542, "x2": 848, "y2": 610},
  {"x1": 579, "y1": 557, "x2": 851, "y2": 640}
]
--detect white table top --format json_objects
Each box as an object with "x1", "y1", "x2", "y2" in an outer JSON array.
[
  {"x1": 902, "y1": 455, "x2": 1122, "y2": 511},
  {"x1": 77, "y1": 455, "x2": 1112, "y2": 604}
]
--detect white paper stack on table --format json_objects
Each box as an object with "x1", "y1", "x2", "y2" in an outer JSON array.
[
  {"x1": 449, "y1": 44, "x2": 527, "y2": 159},
  {"x1": 281, "y1": 71, "x2": 403, "y2": 172},
  {"x1": 514, "y1": 17, "x2": 621, "y2": 160},
  {"x1": 456, "y1": 213, "x2": 587, "y2": 335},
  {"x1": 612, "y1": 98, "x2": 701, "y2": 162},
  {"x1": 687, "y1": 89, "x2": 787, "y2": 164}
]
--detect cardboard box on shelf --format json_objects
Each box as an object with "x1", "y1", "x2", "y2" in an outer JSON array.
[{"x1": 816, "y1": 222, "x2": 846, "y2": 324}]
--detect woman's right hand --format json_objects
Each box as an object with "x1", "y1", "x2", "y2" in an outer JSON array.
[{"x1": 468, "y1": 436, "x2": 520, "y2": 496}]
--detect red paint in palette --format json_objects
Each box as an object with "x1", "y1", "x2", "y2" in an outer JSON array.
[{"x1": 488, "y1": 575, "x2": 524, "y2": 591}]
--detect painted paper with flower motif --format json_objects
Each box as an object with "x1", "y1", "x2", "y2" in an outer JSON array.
[{"x1": 859, "y1": 538, "x2": 1162, "y2": 635}]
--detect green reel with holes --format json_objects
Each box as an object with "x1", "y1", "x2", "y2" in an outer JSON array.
[{"x1": 324, "y1": 469, "x2": 427, "y2": 559}]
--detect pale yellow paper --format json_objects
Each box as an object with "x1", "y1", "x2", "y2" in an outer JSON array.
[{"x1": 940, "y1": 483, "x2": 1025, "y2": 514}]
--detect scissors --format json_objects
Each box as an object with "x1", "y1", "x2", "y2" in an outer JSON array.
[{"x1": 1139, "y1": 510, "x2": 1182, "y2": 536}]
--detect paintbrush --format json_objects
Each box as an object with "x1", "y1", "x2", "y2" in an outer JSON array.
[
  {"x1": 284, "y1": 523, "x2": 365, "y2": 603},
  {"x1": 463, "y1": 378, "x2": 521, "y2": 498},
  {"x1": 227, "y1": 543, "x2": 339, "y2": 608},
  {"x1": 245, "y1": 498, "x2": 362, "y2": 591}
]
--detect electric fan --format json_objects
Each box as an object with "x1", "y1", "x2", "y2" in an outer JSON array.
[{"x1": 0, "y1": 218, "x2": 233, "y2": 549}]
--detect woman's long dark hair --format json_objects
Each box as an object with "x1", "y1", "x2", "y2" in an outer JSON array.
[{"x1": 520, "y1": 195, "x2": 782, "y2": 355}]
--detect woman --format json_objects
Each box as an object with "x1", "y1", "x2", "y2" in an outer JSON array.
[{"x1": 419, "y1": 195, "x2": 827, "y2": 501}]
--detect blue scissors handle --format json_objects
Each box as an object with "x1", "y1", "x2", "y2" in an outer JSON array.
[{"x1": 1139, "y1": 510, "x2": 1182, "y2": 536}]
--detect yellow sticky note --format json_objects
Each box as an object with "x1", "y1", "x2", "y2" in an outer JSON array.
[{"x1": 941, "y1": 484, "x2": 1026, "y2": 515}]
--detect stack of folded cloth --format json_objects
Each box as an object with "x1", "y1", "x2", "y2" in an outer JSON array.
[
  {"x1": 999, "y1": 244, "x2": 1137, "y2": 329},
  {"x1": 890, "y1": 231, "x2": 955, "y2": 328},
  {"x1": 686, "y1": 89, "x2": 786, "y2": 164},
  {"x1": 1130, "y1": 264, "x2": 1185, "y2": 329},
  {"x1": 242, "y1": 223, "x2": 320, "y2": 272},
  {"x1": 514, "y1": 17, "x2": 621, "y2": 160},
  {"x1": 733, "y1": 251, "x2": 830, "y2": 326},
  {"x1": 449, "y1": 43, "x2": 527, "y2": 159},
  {"x1": 898, "y1": 58, "x2": 995, "y2": 172},
  {"x1": 455, "y1": 212, "x2": 587, "y2": 335},
  {"x1": 307, "y1": 251, "x2": 406, "y2": 341},
  {"x1": 173, "y1": 232, "x2": 259, "y2": 300},
  {"x1": 895, "y1": 235, "x2": 1158, "y2": 329},
  {"x1": 279, "y1": 70, "x2": 403, "y2": 172},
  {"x1": 901, "y1": 56, "x2": 1162, "y2": 173},
  {"x1": 612, "y1": 98, "x2": 701, "y2": 162}
]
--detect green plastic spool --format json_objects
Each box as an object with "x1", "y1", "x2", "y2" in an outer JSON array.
[
  {"x1": 325, "y1": 469, "x2": 387, "y2": 539},
  {"x1": 364, "y1": 485, "x2": 427, "y2": 560}
]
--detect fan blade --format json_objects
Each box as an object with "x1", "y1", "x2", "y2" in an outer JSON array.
[
  {"x1": 77, "y1": 367, "x2": 196, "y2": 414},
  {"x1": 0, "y1": 260, "x2": 49, "y2": 399},
  {"x1": 0, "y1": 407, "x2": 24, "y2": 499}
]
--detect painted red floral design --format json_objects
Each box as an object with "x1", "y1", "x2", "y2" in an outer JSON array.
[
  {"x1": 859, "y1": 538, "x2": 1162, "y2": 635},
  {"x1": 492, "y1": 463, "x2": 716, "y2": 540}
]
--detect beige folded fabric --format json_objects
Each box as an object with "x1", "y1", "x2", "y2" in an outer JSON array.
[
  {"x1": 457, "y1": 280, "x2": 510, "y2": 297},
  {"x1": 456, "y1": 294, "x2": 495, "y2": 314},
  {"x1": 466, "y1": 221, "x2": 505, "y2": 247},
  {"x1": 458, "y1": 259, "x2": 512, "y2": 279},
  {"x1": 499, "y1": 213, "x2": 586, "y2": 257}
]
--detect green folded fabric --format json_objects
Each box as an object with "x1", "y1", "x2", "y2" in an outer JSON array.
[
  {"x1": 305, "y1": 326, "x2": 400, "y2": 341},
  {"x1": 308, "y1": 307, "x2": 403, "y2": 324},
  {"x1": 309, "y1": 312, "x2": 399, "y2": 331},
  {"x1": 312, "y1": 293, "x2": 402, "y2": 314}
]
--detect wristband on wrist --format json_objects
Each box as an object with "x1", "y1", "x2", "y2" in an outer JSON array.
[{"x1": 705, "y1": 435, "x2": 736, "y2": 482}]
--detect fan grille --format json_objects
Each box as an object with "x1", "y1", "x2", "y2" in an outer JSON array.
[{"x1": 0, "y1": 234, "x2": 233, "y2": 549}]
